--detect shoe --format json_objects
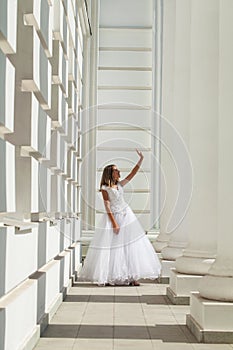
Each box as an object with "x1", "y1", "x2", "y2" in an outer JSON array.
[{"x1": 129, "y1": 281, "x2": 140, "y2": 286}]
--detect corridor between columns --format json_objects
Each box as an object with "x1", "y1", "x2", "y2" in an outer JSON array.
[
  {"x1": 1, "y1": 0, "x2": 233, "y2": 348},
  {"x1": 33, "y1": 281, "x2": 233, "y2": 350}
]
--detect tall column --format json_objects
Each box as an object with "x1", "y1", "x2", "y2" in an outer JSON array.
[
  {"x1": 81, "y1": 38, "x2": 90, "y2": 231},
  {"x1": 88, "y1": 0, "x2": 99, "y2": 230},
  {"x1": 161, "y1": 0, "x2": 191, "y2": 263},
  {"x1": 187, "y1": 0, "x2": 233, "y2": 342},
  {"x1": 167, "y1": 0, "x2": 219, "y2": 303},
  {"x1": 153, "y1": 0, "x2": 176, "y2": 253},
  {"x1": 150, "y1": 0, "x2": 162, "y2": 235},
  {"x1": 80, "y1": 13, "x2": 92, "y2": 231}
]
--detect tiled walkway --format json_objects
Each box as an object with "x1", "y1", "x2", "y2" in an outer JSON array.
[{"x1": 34, "y1": 282, "x2": 233, "y2": 350}]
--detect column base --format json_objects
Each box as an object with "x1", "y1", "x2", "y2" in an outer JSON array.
[
  {"x1": 153, "y1": 233, "x2": 170, "y2": 252},
  {"x1": 167, "y1": 286, "x2": 190, "y2": 305},
  {"x1": 153, "y1": 240, "x2": 169, "y2": 252},
  {"x1": 187, "y1": 292, "x2": 233, "y2": 343},
  {"x1": 161, "y1": 259, "x2": 175, "y2": 281},
  {"x1": 161, "y1": 246, "x2": 185, "y2": 260},
  {"x1": 175, "y1": 255, "x2": 215, "y2": 275},
  {"x1": 156, "y1": 253, "x2": 175, "y2": 283},
  {"x1": 167, "y1": 268, "x2": 203, "y2": 305},
  {"x1": 161, "y1": 238, "x2": 187, "y2": 261},
  {"x1": 158, "y1": 276, "x2": 170, "y2": 284},
  {"x1": 199, "y1": 274, "x2": 233, "y2": 301}
]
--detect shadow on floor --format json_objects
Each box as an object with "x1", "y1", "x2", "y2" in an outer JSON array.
[
  {"x1": 42, "y1": 324, "x2": 197, "y2": 343},
  {"x1": 64, "y1": 294, "x2": 173, "y2": 305}
]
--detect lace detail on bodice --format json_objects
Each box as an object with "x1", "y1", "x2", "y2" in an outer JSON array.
[{"x1": 101, "y1": 184, "x2": 128, "y2": 214}]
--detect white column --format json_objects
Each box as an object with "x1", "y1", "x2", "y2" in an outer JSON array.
[
  {"x1": 161, "y1": 0, "x2": 191, "y2": 262},
  {"x1": 199, "y1": 2, "x2": 233, "y2": 294},
  {"x1": 81, "y1": 37, "x2": 91, "y2": 231},
  {"x1": 150, "y1": 0, "x2": 162, "y2": 235},
  {"x1": 153, "y1": 0, "x2": 176, "y2": 252},
  {"x1": 186, "y1": 1, "x2": 233, "y2": 342},
  {"x1": 88, "y1": 0, "x2": 99, "y2": 229},
  {"x1": 168, "y1": 0, "x2": 219, "y2": 302}
]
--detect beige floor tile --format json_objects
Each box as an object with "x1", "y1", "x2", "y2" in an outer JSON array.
[
  {"x1": 114, "y1": 308, "x2": 144, "y2": 317},
  {"x1": 34, "y1": 345, "x2": 73, "y2": 350},
  {"x1": 84, "y1": 304, "x2": 114, "y2": 314},
  {"x1": 41, "y1": 324, "x2": 79, "y2": 339},
  {"x1": 142, "y1": 304, "x2": 171, "y2": 310},
  {"x1": 114, "y1": 339, "x2": 154, "y2": 349},
  {"x1": 113, "y1": 324, "x2": 150, "y2": 340},
  {"x1": 52, "y1": 302, "x2": 87, "y2": 312},
  {"x1": 77, "y1": 324, "x2": 114, "y2": 339},
  {"x1": 114, "y1": 295, "x2": 140, "y2": 303},
  {"x1": 148, "y1": 324, "x2": 191, "y2": 343},
  {"x1": 192, "y1": 345, "x2": 233, "y2": 350},
  {"x1": 88, "y1": 294, "x2": 115, "y2": 303},
  {"x1": 151, "y1": 339, "x2": 164, "y2": 349},
  {"x1": 139, "y1": 295, "x2": 171, "y2": 306},
  {"x1": 33, "y1": 338, "x2": 75, "y2": 350},
  {"x1": 73, "y1": 338, "x2": 113, "y2": 350},
  {"x1": 114, "y1": 319, "x2": 146, "y2": 326},
  {"x1": 143, "y1": 316, "x2": 177, "y2": 325},
  {"x1": 57, "y1": 301, "x2": 88, "y2": 309},
  {"x1": 64, "y1": 294, "x2": 90, "y2": 302},
  {"x1": 168, "y1": 305, "x2": 190, "y2": 313},
  {"x1": 155, "y1": 343, "x2": 194, "y2": 350},
  {"x1": 91, "y1": 287, "x2": 115, "y2": 295},
  {"x1": 34, "y1": 282, "x2": 232, "y2": 349},
  {"x1": 114, "y1": 312, "x2": 144, "y2": 320},
  {"x1": 143, "y1": 308, "x2": 176, "y2": 315},
  {"x1": 50, "y1": 314, "x2": 83, "y2": 325},
  {"x1": 81, "y1": 316, "x2": 113, "y2": 325},
  {"x1": 114, "y1": 287, "x2": 139, "y2": 295}
]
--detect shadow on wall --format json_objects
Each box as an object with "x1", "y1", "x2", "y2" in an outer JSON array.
[
  {"x1": 0, "y1": 308, "x2": 5, "y2": 350},
  {"x1": 0, "y1": 230, "x2": 6, "y2": 348},
  {"x1": 54, "y1": 255, "x2": 65, "y2": 293},
  {"x1": 35, "y1": 222, "x2": 47, "y2": 329},
  {"x1": 60, "y1": 219, "x2": 65, "y2": 252},
  {"x1": 0, "y1": 229, "x2": 6, "y2": 298},
  {"x1": 29, "y1": 271, "x2": 46, "y2": 332},
  {"x1": 70, "y1": 246, "x2": 76, "y2": 277},
  {"x1": 58, "y1": 219, "x2": 65, "y2": 293},
  {"x1": 37, "y1": 222, "x2": 47, "y2": 269}
]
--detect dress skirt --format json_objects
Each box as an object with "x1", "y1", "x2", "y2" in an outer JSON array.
[{"x1": 79, "y1": 206, "x2": 161, "y2": 285}]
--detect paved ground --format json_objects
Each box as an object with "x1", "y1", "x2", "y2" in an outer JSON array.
[{"x1": 34, "y1": 281, "x2": 233, "y2": 350}]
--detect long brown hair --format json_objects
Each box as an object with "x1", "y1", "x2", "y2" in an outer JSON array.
[{"x1": 99, "y1": 164, "x2": 117, "y2": 190}]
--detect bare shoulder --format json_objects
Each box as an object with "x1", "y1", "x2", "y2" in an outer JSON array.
[{"x1": 101, "y1": 188, "x2": 109, "y2": 200}]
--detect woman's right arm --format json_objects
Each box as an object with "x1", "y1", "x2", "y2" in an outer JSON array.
[{"x1": 101, "y1": 189, "x2": 120, "y2": 234}]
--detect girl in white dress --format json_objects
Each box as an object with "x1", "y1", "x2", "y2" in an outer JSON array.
[{"x1": 79, "y1": 150, "x2": 161, "y2": 286}]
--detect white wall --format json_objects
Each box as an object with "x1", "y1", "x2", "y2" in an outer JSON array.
[
  {"x1": 0, "y1": 0, "x2": 92, "y2": 349},
  {"x1": 96, "y1": 0, "x2": 154, "y2": 232}
]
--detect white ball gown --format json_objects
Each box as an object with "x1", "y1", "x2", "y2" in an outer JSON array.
[{"x1": 78, "y1": 183, "x2": 161, "y2": 285}]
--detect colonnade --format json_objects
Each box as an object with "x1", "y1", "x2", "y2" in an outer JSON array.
[
  {"x1": 1, "y1": 0, "x2": 233, "y2": 347},
  {"x1": 0, "y1": 1, "x2": 92, "y2": 349},
  {"x1": 156, "y1": 0, "x2": 233, "y2": 341}
]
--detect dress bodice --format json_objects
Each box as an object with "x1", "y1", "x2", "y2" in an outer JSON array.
[{"x1": 101, "y1": 183, "x2": 128, "y2": 214}]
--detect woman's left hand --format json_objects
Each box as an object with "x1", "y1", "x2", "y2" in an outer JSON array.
[{"x1": 136, "y1": 149, "x2": 144, "y2": 160}]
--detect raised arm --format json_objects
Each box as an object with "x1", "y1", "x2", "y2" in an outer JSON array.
[
  {"x1": 101, "y1": 189, "x2": 120, "y2": 234},
  {"x1": 120, "y1": 149, "x2": 144, "y2": 187}
]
